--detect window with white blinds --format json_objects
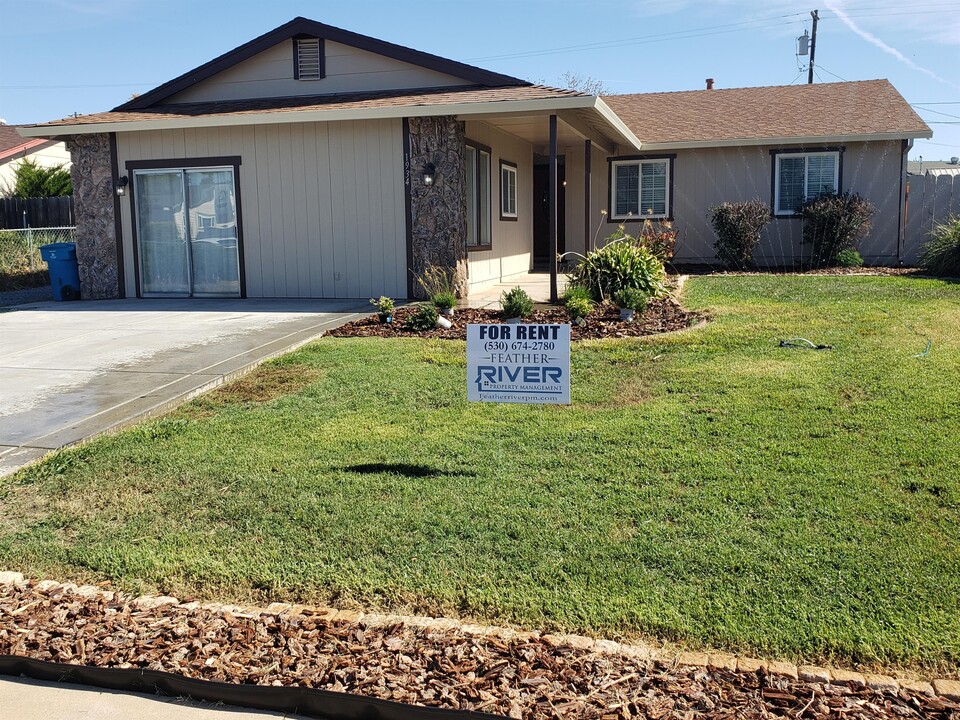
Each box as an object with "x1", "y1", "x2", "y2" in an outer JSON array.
[
  {"x1": 774, "y1": 151, "x2": 840, "y2": 215},
  {"x1": 611, "y1": 158, "x2": 670, "y2": 220}
]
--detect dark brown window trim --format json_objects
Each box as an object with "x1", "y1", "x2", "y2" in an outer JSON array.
[
  {"x1": 606, "y1": 154, "x2": 676, "y2": 223},
  {"x1": 769, "y1": 145, "x2": 844, "y2": 219},
  {"x1": 293, "y1": 35, "x2": 325, "y2": 80},
  {"x1": 465, "y1": 139, "x2": 492, "y2": 251},
  {"x1": 125, "y1": 156, "x2": 246, "y2": 299},
  {"x1": 499, "y1": 159, "x2": 518, "y2": 222}
]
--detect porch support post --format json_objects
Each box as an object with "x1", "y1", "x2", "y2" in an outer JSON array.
[
  {"x1": 549, "y1": 114, "x2": 558, "y2": 304},
  {"x1": 584, "y1": 139, "x2": 592, "y2": 253}
]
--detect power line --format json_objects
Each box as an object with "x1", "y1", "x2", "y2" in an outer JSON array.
[
  {"x1": 911, "y1": 102, "x2": 960, "y2": 106},
  {"x1": 815, "y1": 65, "x2": 848, "y2": 82},
  {"x1": 913, "y1": 106, "x2": 960, "y2": 120},
  {"x1": 467, "y1": 13, "x2": 807, "y2": 62}
]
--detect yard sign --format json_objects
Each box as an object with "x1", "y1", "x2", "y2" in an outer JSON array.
[{"x1": 466, "y1": 324, "x2": 571, "y2": 404}]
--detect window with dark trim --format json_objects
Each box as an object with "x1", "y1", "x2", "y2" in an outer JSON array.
[
  {"x1": 294, "y1": 37, "x2": 324, "y2": 80},
  {"x1": 610, "y1": 157, "x2": 671, "y2": 220},
  {"x1": 500, "y1": 160, "x2": 518, "y2": 221},
  {"x1": 772, "y1": 149, "x2": 841, "y2": 215},
  {"x1": 465, "y1": 140, "x2": 491, "y2": 250}
]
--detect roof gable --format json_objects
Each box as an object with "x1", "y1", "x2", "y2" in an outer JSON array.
[
  {"x1": 602, "y1": 79, "x2": 931, "y2": 147},
  {"x1": 118, "y1": 17, "x2": 528, "y2": 111}
]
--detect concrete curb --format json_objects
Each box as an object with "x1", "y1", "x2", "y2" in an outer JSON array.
[{"x1": 1, "y1": 572, "x2": 955, "y2": 702}]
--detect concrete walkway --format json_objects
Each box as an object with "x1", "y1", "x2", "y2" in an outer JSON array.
[
  {"x1": 466, "y1": 271, "x2": 568, "y2": 309},
  {"x1": 0, "y1": 676, "x2": 304, "y2": 720},
  {"x1": 0, "y1": 298, "x2": 369, "y2": 476}
]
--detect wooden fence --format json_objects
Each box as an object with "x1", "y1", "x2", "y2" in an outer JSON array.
[
  {"x1": 903, "y1": 174, "x2": 960, "y2": 263},
  {"x1": 0, "y1": 196, "x2": 74, "y2": 230}
]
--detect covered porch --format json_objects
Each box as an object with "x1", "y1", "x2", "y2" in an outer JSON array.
[{"x1": 456, "y1": 102, "x2": 640, "y2": 302}]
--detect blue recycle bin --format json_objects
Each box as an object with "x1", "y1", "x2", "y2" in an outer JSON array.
[{"x1": 39, "y1": 242, "x2": 81, "y2": 301}]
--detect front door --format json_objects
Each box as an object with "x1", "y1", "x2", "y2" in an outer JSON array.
[
  {"x1": 532, "y1": 159, "x2": 565, "y2": 268},
  {"x1": 134, "y1": 167, "x2": 240, "y2": 297}
]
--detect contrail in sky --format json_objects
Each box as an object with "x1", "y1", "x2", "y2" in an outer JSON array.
[{"x1": 824, "y1": 1, "x2": 957, "y2": 89}]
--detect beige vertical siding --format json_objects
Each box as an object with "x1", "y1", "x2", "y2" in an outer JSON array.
[
  {"x1": 115, "y1": 119, "x2": 406, "y2": 298},
  {"x1": 598, "y1": 139, "x2": 905, "y2": 265},
  {"x1": 564, "y1": 142, "x2": 614, "y2": 256},
  {"x1": 463, "y1": 120, "x2": 534, "y2": 291},
  {"x1": 169, "y1": 40, "x2": 474, "y2": 104}
]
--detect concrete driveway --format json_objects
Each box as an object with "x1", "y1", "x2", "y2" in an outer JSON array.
[{"x1": 0, "y1": 298, "x2": 369, "y2": 476}]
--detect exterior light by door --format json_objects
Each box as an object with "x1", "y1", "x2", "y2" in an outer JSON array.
[
  {"x1": 116, "y1": 175, "x2": 129, "y2": 196},
  {"x1": 422, "y1": 163, "x2": 435, "y2": 187}
]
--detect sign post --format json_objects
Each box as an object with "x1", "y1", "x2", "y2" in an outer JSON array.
[{"x1": 466, "y1": 324, "x2": 571, "y2": 405}]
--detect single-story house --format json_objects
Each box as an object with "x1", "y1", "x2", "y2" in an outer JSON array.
[
  {"x1": 18, "y1": 17, "x2": 931, "y2": 301},
  {"x1": 0, "y1": 124, "x2": 71, "y2": 195}
]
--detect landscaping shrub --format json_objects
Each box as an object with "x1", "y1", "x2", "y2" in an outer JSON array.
[
  {"x1": 801, "y1": 192, "x2": 874, "y2": 267},
  {"x1": 416, "y1": 265, "x2": 458, "y2": 300},
  {"x1": 613, "y1": 286, "x2": 648, "y2": 312},
  {"x1": 565, "y1": 295, "x2": 593, "y2": 321},
  {"x1": 835, "y1": 248, "x2": 864, "y2": 268},
  {"x1": 560, "y1": 284, "x2": 592, "y2": 306},
  {"x1": 500, "y1": 286, "x2": 534, "y2": 319},
  {"x1": 431, "y1": 291, "x2": 456, "y2": 313},
  {"x1": 403, "y1": 303, "x2": 438, "y2": 331},
  {"x1": 708, "y1": 200, "x2": 771, "y2": 269},
  {"x1": 566, "y1": 234, "x2": 665, "y2": 302},
  {"x1": 638, "y1": 219, "x2": 678, "y2": 262},
  {"x1": 918, "y1": 216, "x2": 960, "y2": 277},
  {"x1": 369, "y1": 295, "x2": 394, "y2": 320}
]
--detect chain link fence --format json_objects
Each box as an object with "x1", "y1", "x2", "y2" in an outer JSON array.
[{"x1": 0, "y1": 226, "x2": 76, "y2": 291}]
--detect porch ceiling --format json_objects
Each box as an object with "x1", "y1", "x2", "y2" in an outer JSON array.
[{"x1": 463, "y1": 107, "x2": 630, "y2": 154}]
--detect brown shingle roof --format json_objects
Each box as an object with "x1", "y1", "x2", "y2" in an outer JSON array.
[
  {"x1": 0, "y1": 125, "x2": 51, "y2": 162},
  {"x1": 29, "y1": 85, "x2": 587, "y2": 128},
  {"x1": 602, "y1": 79, "x2": 930, "y2": 146}
]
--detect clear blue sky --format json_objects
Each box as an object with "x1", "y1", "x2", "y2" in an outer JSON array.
[{"x1": 1, "y1": 0, "x2": 957, "y2": 160}]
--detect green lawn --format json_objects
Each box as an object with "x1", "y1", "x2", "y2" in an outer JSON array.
[{"x1": 2, "y1": 275, "x2": 959, "y2": 673}]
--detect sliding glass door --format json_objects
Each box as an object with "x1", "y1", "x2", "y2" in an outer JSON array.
[{"x1": 134, "y1": 167, "x2": 240, "y2": 297}]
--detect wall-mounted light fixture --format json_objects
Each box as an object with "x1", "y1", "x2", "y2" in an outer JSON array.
[
  {"x1": 116, "y1": 175, "x2": 129, "y2": 196},
  {"x1": 422, "y1": 163, "x2": 436, "y2": 187}
]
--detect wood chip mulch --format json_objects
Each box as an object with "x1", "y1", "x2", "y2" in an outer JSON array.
[
  {"x1": 2, "y1": 582, "x2": 957, "y2": 719},
  {"x1": 326, "y1": 298, "x2": 703, "y2": 341}
]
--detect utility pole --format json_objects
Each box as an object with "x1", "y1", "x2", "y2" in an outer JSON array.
[{"x1": 808, "y1": 9, "x2": 819, "y2": 84}]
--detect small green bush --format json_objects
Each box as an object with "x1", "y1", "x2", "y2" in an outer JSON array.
[
  {"x1": 501, "y1": 286, "x2": 534, "y2": 318},
  {"x1": 919, "y1": 216, "x2": 960, "y2": 277},
  {"x1": 369, "y1": 295, "x2": 394, "y2": 318},
  {"x1": 560, "y1": 284, "x2": 592, "y2": 306},
  {"x1": 431, "y1": 291, "x2": 456, "y2": 311},
  {"x1": 801, "y1": 192, "x2": 874, "y2": 267},
  {"x1": 835, "y1": 248, "x2": 864, "y2": 268},
  {"x1": 566, "y1": 235, "x2": 665, "y2": 302},
  {"x1": 613, "y1": 286, "x2": 648, "y2": 312},
  {"x1": 565, "y1": 295, "x2": 593, "y2": 320},
  {"x1": 709, "y1": 200, "x2": 771, "y2": 269},
  {"x1": 403, "y1": 303, "x2": 438, "y2": 331},
  {"x1": 4, "y1": 158, "x2": 72, "y2": 198}
]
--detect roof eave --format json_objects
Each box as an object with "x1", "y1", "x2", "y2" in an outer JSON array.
[
  {"x1": 633, "y1": 130, "x2": 932, "y2": 151},
  {"x1": 18, "y1": 96, "x2": 601, "y2": 137}
]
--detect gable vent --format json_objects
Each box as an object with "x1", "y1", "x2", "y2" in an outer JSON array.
[{"x1": 294, "y1": 37, "x2": 323, "y2": 81}]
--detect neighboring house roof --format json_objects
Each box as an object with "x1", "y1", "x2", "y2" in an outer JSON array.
[
  {"x1": 117, "y1": 16, "x2": 528, "y2": 111},
  {"x1": 907, "y1": 160, "x2": 960, "y2": 175},
  {"x1": 0, "y1": 124, "x2": 55, "y2": 164},
  {"x1": 602, "y1": 79, "x2": 931, "y2": 149}
]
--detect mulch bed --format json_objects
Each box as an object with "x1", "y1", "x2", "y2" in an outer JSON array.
[
  {"x1": 327, "y1": 299, "x2": 702, "y2": 341},
  {"x1": 1, "y1": 582, "x2": 956, "y2": 719}
]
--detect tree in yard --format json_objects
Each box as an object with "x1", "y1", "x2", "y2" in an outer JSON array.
[
  {"x1": 560, "y1": 71, "x2": 610, "y2": 96},
  {"x1": 4, "y1": 157, "x2": 72, "y2": 198}
]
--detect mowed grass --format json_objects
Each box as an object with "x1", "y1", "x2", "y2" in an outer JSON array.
[{"x1": 1, "y1": 275, "x2": 959, "y2": 672}]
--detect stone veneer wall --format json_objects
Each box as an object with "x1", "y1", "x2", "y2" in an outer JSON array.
[
  {"x1": 405, "y1": 116, "x2": 468, "y2": 299},
  {"x1": 66, "y1": 133, "x2": 119, "y2": 299}
]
